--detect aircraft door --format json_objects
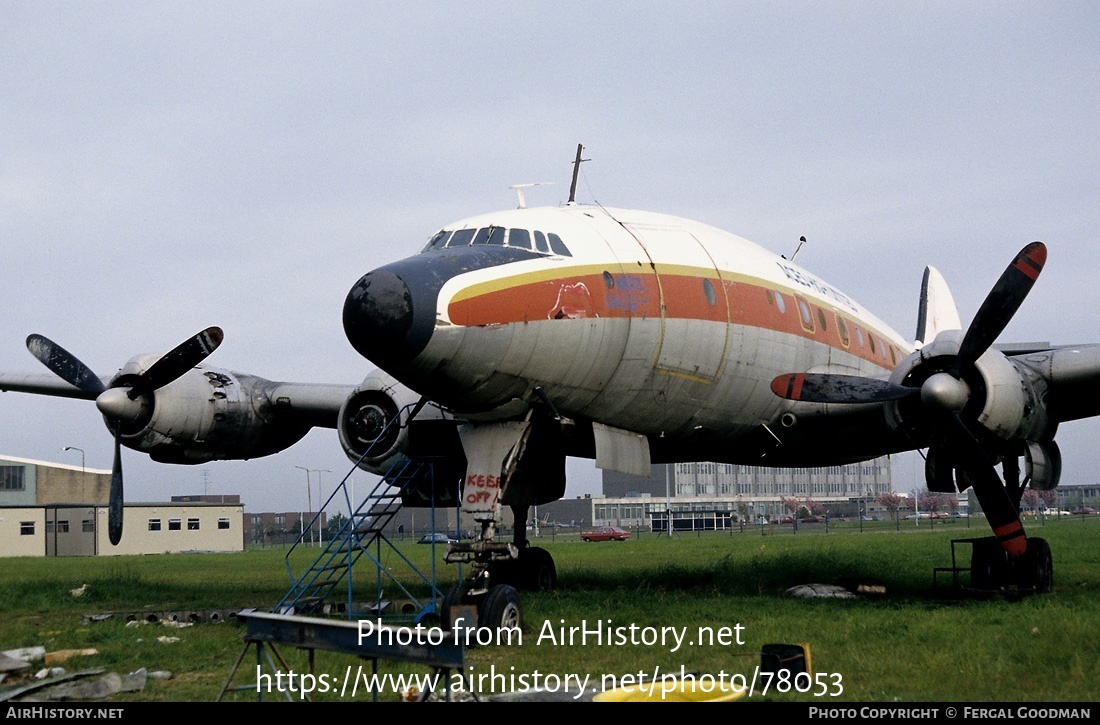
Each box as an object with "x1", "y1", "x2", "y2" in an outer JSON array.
[{"x1": 623, "y1": 224, "x2": 731, "y2": 383}]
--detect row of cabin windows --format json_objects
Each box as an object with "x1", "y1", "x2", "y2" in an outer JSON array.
[
  {"x1": 423, "y1": 227, "x2": 572, "y2": 256},
  {"x1": 765, "y1": 288, "x2": 898, "y2": 364}
]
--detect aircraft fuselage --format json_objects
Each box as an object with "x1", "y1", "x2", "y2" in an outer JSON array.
[{"x1": 343, "y1": 204, "x2": 912, "y2": 466}]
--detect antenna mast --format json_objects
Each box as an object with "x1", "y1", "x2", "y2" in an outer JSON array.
[{"x1": 568, "y1": 143, "x2": 588, "y2": 204}]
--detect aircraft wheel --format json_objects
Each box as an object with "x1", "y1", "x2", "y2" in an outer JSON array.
[
  {"x1": 478, "y1": 584, "x2": 522, "y2": 633},
  {"x1": 523, "y1": 546, "x2": 557, "y2": 592},
  {"x1": 970, "y1": 537, "x2": 1009, "y2": 590},
  {"x1": 1017, "y1": 537, "x2": 1053, "y2": 594},
  {"x1": 441, "y1": 582, "x2": 472, "y2": 631}
]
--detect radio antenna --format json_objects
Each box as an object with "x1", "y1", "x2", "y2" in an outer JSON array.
[{"x1": 568, "y1": 143, "x2": 588, "y2": 204}]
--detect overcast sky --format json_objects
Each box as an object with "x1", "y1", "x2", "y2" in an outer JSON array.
[{"x1": 2, "y1": 3, "x2": 1098, "y2": 515}]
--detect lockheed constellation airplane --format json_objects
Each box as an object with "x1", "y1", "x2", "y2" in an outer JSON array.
[{"x1": 3, "y1": 146, "x2": 1096, "y2": 631}]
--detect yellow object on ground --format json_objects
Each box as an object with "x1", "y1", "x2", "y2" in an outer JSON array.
[{"x1": 593, "y1": 677, "x2": 747, "y2": 702}]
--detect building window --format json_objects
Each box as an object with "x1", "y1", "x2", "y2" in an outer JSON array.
[
  {"x1": 19, "y1": 521, "x2": 35, "y2": 535},
  {"x1": 168, "y1": 518, "x2": 182, "y2": 531},
  {"x1": 218, "y1": 518, "x2": 230, "y2": 530},
  {"x1": 187, "y1": 518, "x2": 200, "y2": 531},
  {"x1": 57, "y1": 520, "x2": 69, "y2": 533},
  {"x1": 148, "y1": 519, "x2": 162, "y2": 532},
  {"x1": 1, "y1": 466, "x2": 26, "y2": 491},
  {"x1": 82, "y1": 519, "x2": 94, "y2": 533}
]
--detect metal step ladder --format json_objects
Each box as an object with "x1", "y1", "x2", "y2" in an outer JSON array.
[{"x1": 273, "y1": 406, "x2": 456, "y2": 623}]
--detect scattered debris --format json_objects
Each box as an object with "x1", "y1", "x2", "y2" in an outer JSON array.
[
  {"x1": 156, "y1": 636, "x2": 180, "y2": 644},
  {"x1": 784, "y1": 583, "x2": 858, "y2": 599},
  {"x1": 2, "y1": 647, "x2": 44, "y2": 663},
  {"x1": 69, "y1": 583, "x2": 90, "y2": 598},
  {"x1": 43, "y1": 649, "x2": 99, "y2": 667}
]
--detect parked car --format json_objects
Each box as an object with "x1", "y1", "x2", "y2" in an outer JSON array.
[
  {"x1": 774, "y1": 516, "x2": 795, "y2": 524},
  {"x1": 417, "y1": 532, "x2": 456, "y2": 544},
  {"x1": 1070, "y1": 507, "x2": 1099, "y2": 515},
  {"x1": 580, "y1": 526, "x2": 631, "y2": 542},
  {"x1": 800, "y1": 515, "x2": 826, "y2": 523}
]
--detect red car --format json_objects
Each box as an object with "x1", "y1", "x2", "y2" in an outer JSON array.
[{"x1": 580, "y1": 526, "x2": 631, "y2": 542}]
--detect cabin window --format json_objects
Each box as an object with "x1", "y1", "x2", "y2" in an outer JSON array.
[
  {"x1": 702, "y1": 279, "x2": 717, "y2": 306},
  {"x1": 603, "y1": 271, "x2": 615, "y2": 289},
  {"x1": 836, "y1": 315, "x2": 850, "y2": 347},
  {"x1": 869, "y1": 335, "x2": 876, "y2": 354},
  {"x1": 855, "y1": 327, "x2": 865, "y2": 348},
  {"x1": 149, "y1": 519, "x2": 162, "y2": 532},
  {"x1": 796, "y1": 298, "x2": 814, "y2": 331},
  {"x1": 816, "y1": 308, "x2": 828, "y2": 331},
  {"x1": 766, "y1": 290, "x2": 787, "y2": 314}
]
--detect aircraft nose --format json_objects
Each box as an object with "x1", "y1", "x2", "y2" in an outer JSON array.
[{"x1": 343, "y1": 268, "x2": 429, "y2": 367}]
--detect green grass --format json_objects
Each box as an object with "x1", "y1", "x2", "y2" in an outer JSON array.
[{"x1": 1, "y1": 517, "x2": 1098, "y2": 702}]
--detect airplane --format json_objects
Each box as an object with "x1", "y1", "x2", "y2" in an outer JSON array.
[{"x1": 3, "y1": 145, "x2": 1096, "y2": 631}]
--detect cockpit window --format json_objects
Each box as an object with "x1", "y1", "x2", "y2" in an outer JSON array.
[
  {"x1": 508, "y1": 228, "x2": 532, "y2": 250},
  {"x1": 422, "y1": 226, "x2": 571, "y2": 256},
  {"x1": 424, "y1": 230, "x2": 451, "y2": 251},
  {"x1": 548, "y1": 233, "x2": 571, "y2": 256},
  {"x1": 446, "y1": 229, "x2": 476, "y2": 248}
]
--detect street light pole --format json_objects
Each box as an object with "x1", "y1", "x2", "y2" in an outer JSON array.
[
  {"x1": 63, "y1": 447, "x2": 85, "y2": 502},
  {"x1": 314, "y1": 469, "x2": 331, "y2": 544},
  {"x1": 294, "y1": 466, "x2": 313, "y2": 545}
]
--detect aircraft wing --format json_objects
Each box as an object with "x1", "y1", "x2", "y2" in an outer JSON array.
[
  {"x1": 0, "y1": 373, "x2": 105, "y2": 400},
  {"x1": 1013, "y1": 343, "x2": 1100, "y2": 424},
  {"x1": 266, "y1": 382, "x2": 357, "y2": 428}
]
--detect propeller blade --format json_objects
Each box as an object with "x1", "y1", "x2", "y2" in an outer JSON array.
[
  {"x1": 130, "y1": 327, "x2": 224, "y2": 398},
  {"x1": 25, "y1": 334, "x2": 106, "y2": 396},
  {"x1": 953, "y1": 242, "x2": 1046, "y2": 374},
  {"x1": 770, "y1": 373, "x2": 918, "y2": 404},
  {"x1": 947, "y1": 412, "x2": 1026, "y2": 557},
  {"x1": 108, "y1": 428, "x2": 124, "y2": 546}
]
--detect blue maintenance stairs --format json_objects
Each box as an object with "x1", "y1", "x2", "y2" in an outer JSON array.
[{"x1": 273, "y1": 405, "x2": 462, "y2": 624}]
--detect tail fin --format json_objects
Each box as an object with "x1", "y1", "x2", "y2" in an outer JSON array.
[{"x1": 914, "y1": 266, "x2": 962, "y2": 348}]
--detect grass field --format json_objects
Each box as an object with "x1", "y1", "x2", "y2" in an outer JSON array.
[{"x1": 1, "y1": 515, "x2": 1098, "y2": 703}]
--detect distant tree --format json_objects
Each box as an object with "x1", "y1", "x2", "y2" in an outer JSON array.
[
  {"x1": 1021, "y1": 489, "x2": 1040, "y2": 513},
  {"x1": 876, "y1": 492, "x2": 903, "y2": 529},
  {"x1": 805, "y1": 499, "x2": 825, "y2": 516},
  {"x1": 781, "y1": 497, "x2": 801, "y2": 516}
]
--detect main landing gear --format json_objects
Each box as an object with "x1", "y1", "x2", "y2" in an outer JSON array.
[
  {"x1": 969, "y1": 536, "x2": 1053, "y2": 594},
  {"x1": 442, "y1": 504, "x2": 557, "y2": 634}
]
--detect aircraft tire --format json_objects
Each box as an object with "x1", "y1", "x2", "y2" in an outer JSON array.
[
  {"x1": 478, "y1": 584, "x2": 522, "y2": 633},
  {"x1": 1017, "y1": 537, "x2": 1053, "y2": 594},
  {"x1": 441, "y1": 582, "x2": 472, "y2": 631},
  {"x1": 970, "y1": 537, "x2": 1010, "y2": 590},
  {"x1": 523, "y1": 546, "x2": 557, "y2": 592}
]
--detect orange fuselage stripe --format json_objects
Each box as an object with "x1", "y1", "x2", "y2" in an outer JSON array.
[{"x1": 447, "y1": 269, "x2": 903, "y2": 370}]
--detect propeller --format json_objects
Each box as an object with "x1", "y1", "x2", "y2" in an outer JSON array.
[
  {"x1": 26, "y1": 327, "x2": 224, "y2": 545},
  {"x1": 771, "y1": 242, "x2": 1047, "y2": 557}
]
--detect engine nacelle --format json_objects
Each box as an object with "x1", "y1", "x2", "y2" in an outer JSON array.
[
  {"x1": 885, "y1": 330, "x2": 1051, "y2": 446},
  {"x1": 337, "y1": 368, "x2": 448, "y2": 475},
  {"x1": 108, "y1": 355, "x2": 313, "y2": 463}
]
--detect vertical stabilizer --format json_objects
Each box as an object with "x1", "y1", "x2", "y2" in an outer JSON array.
[{"x1": 914, "y1": 266, "x2": 962, "y2": 347}]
